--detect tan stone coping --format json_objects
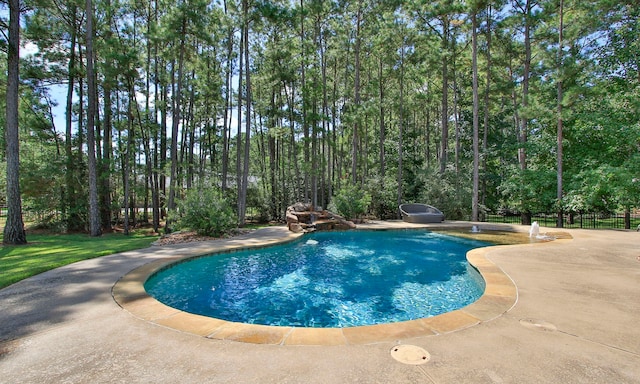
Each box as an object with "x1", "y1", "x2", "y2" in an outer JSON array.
[{"x1": 112, "y1": 224, "x2": 566, "y2": 346}]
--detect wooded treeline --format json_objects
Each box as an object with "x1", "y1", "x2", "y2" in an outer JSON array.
[{"x1": 1, "y1": 0, "x2": 639, "y2": 240}]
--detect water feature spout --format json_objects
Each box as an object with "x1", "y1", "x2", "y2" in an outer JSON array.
[
  {"x1": 471, "y1": 225, "x2": 480, "y2": 233},
  {"x1": 529, "y1": 221, "x2": 540, "y2": 238}
]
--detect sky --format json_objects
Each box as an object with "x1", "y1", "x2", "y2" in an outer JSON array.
[
  {"x1": 21, "y1": 41, "x2": 69, "y2": 133},
  {"x1": 20, "y1": 40, "x2": 241, "y2": 139}
]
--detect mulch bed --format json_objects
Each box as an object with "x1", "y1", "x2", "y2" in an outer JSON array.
[{"x1": 153, "y1": 229, "x2": 254, "y2": 246}]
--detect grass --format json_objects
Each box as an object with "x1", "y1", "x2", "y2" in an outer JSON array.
[{"x1": 0, "y1": 230, "x2": 159, "y2": 289}]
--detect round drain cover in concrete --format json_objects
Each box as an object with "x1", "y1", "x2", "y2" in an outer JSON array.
[
  {"x1": 390, "y1": 345, "x2": 431, "y2": 365},
  {"x1": 519, "y1": 318, "x2": 557, "y2": 332}
]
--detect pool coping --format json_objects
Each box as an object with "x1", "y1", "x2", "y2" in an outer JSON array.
[{"x1": 112, "y1": 222, "x2": 571, "y2": 345}]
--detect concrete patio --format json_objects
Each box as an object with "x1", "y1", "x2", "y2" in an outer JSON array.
[{"x1": 1, "y1": 222, "x2": 639, "y2": 383}]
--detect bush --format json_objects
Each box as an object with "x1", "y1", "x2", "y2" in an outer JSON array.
[
  {"x1": 173, "y1": 188, "x2": 236, "y2": 237},
  {"x1": 329, "y1": 183, "x2": 372, "y2": 220},
  {"x1": 417, "y1": 166, "x2": 469, "y2": 220},
  {"x1": 246, "y1": 186, "x2": 271, "y2": 222},
  {"x1": 366, "y1": 174, "x2": 399, "y2": 220}
]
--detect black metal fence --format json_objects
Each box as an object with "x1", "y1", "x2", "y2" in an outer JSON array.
[{"x1": 485, "y1": 212, "x2": 640, "y2": 230}]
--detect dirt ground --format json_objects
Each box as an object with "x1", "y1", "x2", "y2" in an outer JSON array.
[{"x1": 152, "y1": 228, "x2": 254, "y2": 246}]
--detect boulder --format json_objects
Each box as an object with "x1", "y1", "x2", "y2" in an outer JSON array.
[
  {"x1": 289, "y1": 223, "x2": 304, "y2": 233},
  {"x1": 285, "y1": 203, "x2": 357, "y2": 233}
]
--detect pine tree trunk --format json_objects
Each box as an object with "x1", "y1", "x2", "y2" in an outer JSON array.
[
  {"x1": 159, "y1": 61, "x2": 168, "y2": 219},
  {"x1": 268, "y1": 92, "x2": 277, "y2": 219},
  {"x1": 236, "y1": 24, "x2": 244, "y2": 221},
  {"x1": 65, "y1": 9, "x2": 81, "y2": 231},
  {"x1": 481, "y1": 4, "x2": 492, "y2": 207},
  {"x1": 85, "y1": 0, "x2": 102, "y2": 237},
  {"x1": 397, "y1": 43, "x2": 405, "y2": 217},
  {"x1": 3, "y1": 0, "x2": 26, "y2": 244},
  {"x1": 220, "y1": 0, "x2": 231, "y2": 191},
  {"x1": 221, "y1": 17, "x2": 233, "y2": 191},
  {"x1": 300, "y1": 0, "x2": 310, "y2": 202},
  {"x1": 320, "y1": 29, "x2": 330, "y2": 209},
  {"x1": 472, "y1": 11, "x2": 480, "y2": 222},
  {"x1": 238, "y1": 0, "x2": 251, "y2": 226},
  {"x1": 378, "y1": 58, "x2": 385, "y2": 181},
  {"x1": 122, "y1": 127, "x2": 131, "y2": 236},
  {"x1": 101, "y1": 78, "x2": 113, "y2": 231},
  {"x1": 286, "y1": 83, "x2": 301, "y2": 201},
  {"x1": 185, "y1": 77, "x2": 196, "y2": 189},
  {"x1": 520, "y1": 0, "x2": 532, "y2": 226},
  {"x1": 351, "y1": 1, "x2": 362, "y2": 184},
  {"x1": 166, "y1": 18, "x2": 187, "y2": 233},
  {"x1": 556, "y1": 0, "x2": 565, "y2": 228},
  {"x1": 440, "y1": 18, "x2": 450, "y2": 174},
  {"x1": 453, "y1": 54, "x2": 460, "y2": 175}
]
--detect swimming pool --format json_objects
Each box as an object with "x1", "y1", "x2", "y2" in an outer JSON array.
[{"x1": 145, "y1": 230, "x2": 489, "y2": 328}]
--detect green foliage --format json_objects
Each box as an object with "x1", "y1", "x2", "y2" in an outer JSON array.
[
  {"x1": 172, "y1": 188, "x2": 236, "y2": 237},
  {"x1": 417, "y1": 166, "x2": 472, "y2": 220},
  {"x1": 20, "y1": 139, "x2": 66, "y2": 227},
  {"x1": 497, "y1": 167, "x2": 557, "y2": 214},
  {"x1": 329, "y1": 182, "x2": 372, "y2": 221},
  {"x1": 0, "y1": 231, "x2": 158, "y2": 289},
  {"x1": 6, "y1": 0, "x2": 640, "y2": 235},
  {"x1": 246, "y1": 186, "x2": 271, "y2": 222},
  {"x1": 566, "y1": 161, "x2": 640, "y2": 213},
  {"x1": 366, "y1": 173, "x2": 399, "y2": 220}
]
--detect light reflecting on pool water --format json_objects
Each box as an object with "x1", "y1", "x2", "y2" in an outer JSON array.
[{"x1": 144, "y1": 230, "x2": 489, "y2": 328}]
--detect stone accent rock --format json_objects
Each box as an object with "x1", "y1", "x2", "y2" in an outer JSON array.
[
  {"x1": 286, "y1": 203, "x2": 356, "y2": 233},
  {"x1": 289, "y1": 223, "x2": 304, "y2": 233}
]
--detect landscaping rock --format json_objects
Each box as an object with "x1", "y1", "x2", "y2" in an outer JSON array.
[{"x1": 285, "y1": 203, "x2": 356, "y2": 233}]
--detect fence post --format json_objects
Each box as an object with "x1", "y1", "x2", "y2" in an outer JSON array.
[{"x1": 625, "y1": 210, "x2": 631, "y2": 230}]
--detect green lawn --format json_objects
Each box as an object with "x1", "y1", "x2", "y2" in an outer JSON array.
[{"x1": 0, "y1": 231, "x2": 159, "y2": 289}]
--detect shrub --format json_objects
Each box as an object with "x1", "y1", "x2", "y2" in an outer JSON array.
[
  {"x1": 329, "y1": 183, "x2": 371, "y2": 220},
  {"x1": 366, "y1": 174, "x2": 400, "y2": 220},
  {"x1": 174, "y1": 188, "x2": 236, "y2": 237},
  {"x1": 417, "y1": 166, "x2": 470, "y2": 220}
]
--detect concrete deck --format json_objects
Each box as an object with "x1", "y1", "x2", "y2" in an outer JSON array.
[{"x1": 1, "y1": 222, "x2": 639, "y2": 383}]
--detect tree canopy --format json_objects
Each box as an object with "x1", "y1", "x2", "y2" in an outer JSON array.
[{"x1": 1, "y1": 0, "x2": 639, "y2": 235}]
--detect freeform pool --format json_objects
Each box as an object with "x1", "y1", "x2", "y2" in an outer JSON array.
[{"x1": 144, "y1": 230, "x2": 489, "y2": 328}]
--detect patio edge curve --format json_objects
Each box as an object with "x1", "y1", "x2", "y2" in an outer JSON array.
[{"x1": 111, "y1": 223, "x2": 567, "y2": 346}]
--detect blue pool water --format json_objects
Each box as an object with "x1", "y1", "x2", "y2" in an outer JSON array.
[{"x1": 145, "y1": 230, "x2": 489, "y2": 328}]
